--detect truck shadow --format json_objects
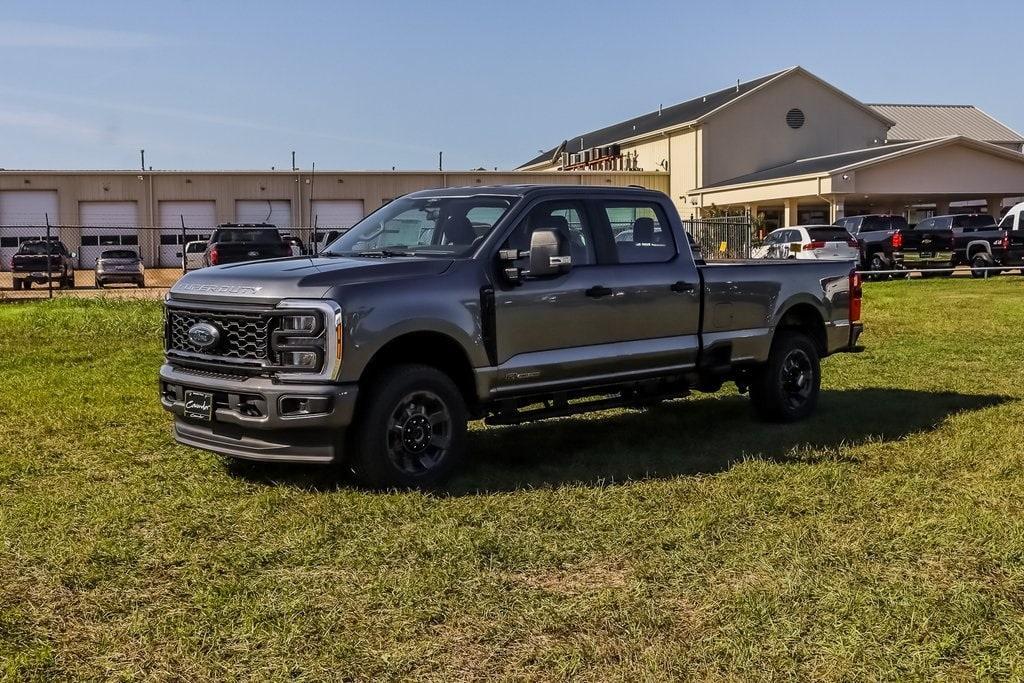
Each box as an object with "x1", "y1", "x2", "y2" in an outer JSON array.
[
  {"x1": 224, "y1": 388, "x2": 1010, "y2": 494},
  {"x1": 445, "y1": 388, "x2": 1011, "y2": 494}
]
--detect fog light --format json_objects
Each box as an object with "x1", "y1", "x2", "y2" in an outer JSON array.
[
  {"x1": 281, "y1": 351, "x2": 318, "y2": 367},
  {"x1": 281, "y1": 315, "x2": 317, "y2": 332}
]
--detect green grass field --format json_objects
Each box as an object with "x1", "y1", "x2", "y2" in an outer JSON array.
[{"x1": 2, "y1": 280, "x2": 1024, "y2": 680}]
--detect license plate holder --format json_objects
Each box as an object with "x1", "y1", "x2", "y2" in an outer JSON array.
[
  {"x1": 184, "y1": 390, "x2": 214, "y2": 421},
  {"x1": 919, "y1": 251, "x2": 934, "y2": 259}
]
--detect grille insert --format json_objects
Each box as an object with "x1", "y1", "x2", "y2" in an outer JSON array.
[{"x1": 168, "y1": 309, "x2": 272, "y2": 361}]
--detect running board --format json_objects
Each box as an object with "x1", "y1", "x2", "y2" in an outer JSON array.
[{"x1": 484, "y1": 388, "x2": 691, "y2": 426}]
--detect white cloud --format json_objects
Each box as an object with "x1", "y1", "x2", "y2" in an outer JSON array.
[
  {"x1": 0, "y1": 108, "x2": 107, "y2": 142},
  {"x1": 0, "y1": 20, "x2": 166, "y2": 49}
]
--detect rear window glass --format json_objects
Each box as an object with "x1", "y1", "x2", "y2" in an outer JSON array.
[
  {"x1": 212, "y1": 228, "x2": 282, "y2": 243},
  {"x1": 18, "y1": 242, "x2": 61, "y2": 255},
  {"x1": 807, "y1": 228, "x2": 852, "y2": 241},
  {"x1": 952, "y1": 215, "x2": 995, "y2": 228},
  {"x1": 100, "y1": 250, "x2": 138, "y2": 259}
]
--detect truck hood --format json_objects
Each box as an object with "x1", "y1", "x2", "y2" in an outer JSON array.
[{"x1": 169, "y1": 255, "x2": 454, "y2": 304}]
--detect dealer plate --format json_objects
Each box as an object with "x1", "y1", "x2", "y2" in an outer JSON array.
[{"x1": 184, "y1": 390, "x2": 214, "y2": 421}]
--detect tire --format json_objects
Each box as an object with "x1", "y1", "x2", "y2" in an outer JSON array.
[
  {"x1": 12, "y1": 279, "x2": 22, "y2": 291},
  {"x1": 23, "y1": 280, "x2": 31, "y2": 290},
  {"x1": 96, "y1": 280, "x2": 105, "y2": 288},
  {"x1": 67, "y1": 273, "x2": 75, "y2": 289},
  {"x1": 867, "y1": 252, "x2": 889, "y2": 280},
  {"x1": 136, "y1": 279, "x2": 145, "y2": 288},
  {"x1": 749, "y1": 330, "x2": 821, "y2": 422},
  {"x1": 348, "y1": 364, "x2": 467, "y2": 489}
]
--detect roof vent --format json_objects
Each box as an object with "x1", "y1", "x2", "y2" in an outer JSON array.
[{"x1": 786, "y1": 108, "x2": 806, "y2": 129}]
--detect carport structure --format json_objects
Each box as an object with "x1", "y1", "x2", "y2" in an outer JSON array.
[{"x1": 690, "y1": 136, "x2": 1024, "y2": 228}]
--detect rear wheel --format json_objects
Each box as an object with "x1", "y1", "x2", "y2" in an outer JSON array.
[
  {"x1": 12, "y1": 279, "x2": 22, "y2": 291},
  {"x1": 348, "y1": 364, "x2": 467, "y2": 489},
  {"x1": 750, "y1": 331, "x2": 821, "y2": 422},
  {"x1": 868, "y1": 252, "x2": 889, "y2": 280},
  {"x1": 970, "y1": 252, "x2": 1000, "y2": 278}
]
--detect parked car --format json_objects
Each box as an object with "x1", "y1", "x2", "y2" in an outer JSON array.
[
  {"x1": 751, "y1": 226, "x2": 859, "y2": 261},
  {"x1": 951, "y1": 207, "x2": 1024, "y2": 277},
  {"x1": 160, "y1": 185, "x2": 864, "y2": 488},
  {"x1": 11, "y1": 240, "x2": 76, "y2": 290},
  {"x1": 900, "y1": 214, "x2": 996, "y2": 275},
  {"x1": 201, "y1": 224, "x2": 292, "y2": 267},
  {"x1": 95, "y1": 249, "x2": 145, "y2": 287},
  {"x1": 833, "y1": 215, "x2": 907, "y2": 276},
  {"x1": 179, "y1": 240, "x2": 207, "y2": 271},
  {"x1": 280, "y1": 233, "x2": 306, "y2": 256}
]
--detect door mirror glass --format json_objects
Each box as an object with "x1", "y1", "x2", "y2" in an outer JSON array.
[{"x1": 527, "y1": 228, "x2": 571, "y2": 278}]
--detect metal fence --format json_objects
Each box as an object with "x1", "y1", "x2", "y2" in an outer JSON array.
[
  {"x1": 0, "y1": 224, "x2": 341, "y2": 298},
  {"x1": 683, "y1": 217, "x2": 753, "y2": 260}
]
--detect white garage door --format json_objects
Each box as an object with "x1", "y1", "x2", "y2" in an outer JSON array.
[
  {"x1": 236, "y1": 200, "x2": 292, "y2": 228},
  {"x1": 0, "y1": 190, "x2": 59, "y2": 270},
  {"x1": 79, "y1": 201, "x2": 140, "y2": 268},
  {"x1": 158, "y1": 201, "x2": 216, "y2": 267},
  {"x1": 311, "y1": 199, "x2": 364, "y2": 249}
]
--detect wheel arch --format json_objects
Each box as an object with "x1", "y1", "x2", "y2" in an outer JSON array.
[
  {"x1": 359, "y1": 330, "x2": 478, "y2": 410},
  {"x1": 773, "y1": 302, "x2": 827, "y2": 356}
]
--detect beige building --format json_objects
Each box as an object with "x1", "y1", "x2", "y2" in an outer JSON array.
[
  {"x1": 519, "y1": 66, "x2": 1024, "y2": 229},
  {"x1": 0, "y1": 170, "x2": 666, "y2": 269}
]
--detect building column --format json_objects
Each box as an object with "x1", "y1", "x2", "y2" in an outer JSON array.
[
  {"x1": 783, "y1": 198, "x2": 799, "y2": 227},
  {"x1": 987, "y1": 196, "x2": 1004, "y2": 220},
  {"x1": 831, "y1": 198, "x2": 844, "y2": 223},
  {"x1": 934, "y1": 199, "x2": 950, "y2": 216}
]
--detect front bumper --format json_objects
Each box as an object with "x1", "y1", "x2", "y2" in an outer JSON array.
[{"x1": 159, "y1": 363, "x2": 358, "y2": 463}]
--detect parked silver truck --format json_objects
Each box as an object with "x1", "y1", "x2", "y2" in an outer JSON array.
[{"x1": 160, "y1": 185, "x2": 863, "y2": 487}]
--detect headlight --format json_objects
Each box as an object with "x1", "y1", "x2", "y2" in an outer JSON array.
[{"x1": 274, "y1": 300, "x2": 343, "y2": 381}]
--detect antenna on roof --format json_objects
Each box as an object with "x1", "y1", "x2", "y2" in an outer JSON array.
[
  {"x1": 658, "y1": 104, "x2": 663, "y2": 116},
  {"x1": 736, "y1": 79, "x2": 740, "y2": 92}
]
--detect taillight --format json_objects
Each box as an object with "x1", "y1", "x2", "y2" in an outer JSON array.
[
  {"x1": 891, "y1": 230, "x2": 903, "y2": 250},
  {"x1": 209, "y1": 247, "x2": 219, "y2": 265},
  {"x1": 1000, "y1": 231, "x2": 1010, "y2": 251},
  {"x1": 847, "y1": 238, "x2": 858, "y2": 248},
  {"x1": 849, "y1": 270, "x2": 862, "y2": 323},
  {"x1": 806, "y1": 240, "x2": 826, "y2": 250}
]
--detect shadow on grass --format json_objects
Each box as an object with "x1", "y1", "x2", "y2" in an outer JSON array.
[{"x1": 224, "y1": 389, "x2": 1011, "y2": 494}]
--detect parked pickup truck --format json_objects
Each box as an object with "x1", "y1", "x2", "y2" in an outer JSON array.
[
  {"x1": 952, "y1": 209, "x2": 1024, "y2": 277},
  {"x1": 898, "y1": 213, "x2": 996, "y2": 274},
  {"x1": 160, "y1": 185, "x2": 864, "y2": 487},
  {"x1": 832, "y1": 214, "x2": 907, "y2": 276},
  {"x1": 202, "y1": 224, "x2": 292, "y2": 267},
  {"x1": 11, "y1": 240, "x2": 76, "y2": 290}
]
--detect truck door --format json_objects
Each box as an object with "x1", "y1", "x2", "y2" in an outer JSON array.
[{"x1": 491, "y1": 197, "x2": 700, "y2": 394}]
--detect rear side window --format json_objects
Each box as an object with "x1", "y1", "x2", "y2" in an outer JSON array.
[
  {"x1": 604, "y1": 202, "x2": 676, "y2": 264},
  {"x1": 860, "y1": 216, "x2": 886, "y2": 232},
  {"x1": 808, "y1": 228, "x2": 852, "y2": 241}
]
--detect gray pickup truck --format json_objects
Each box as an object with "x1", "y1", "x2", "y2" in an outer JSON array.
[{"x1": 160, "y1": 185, "x2": 863, "y2": 487}]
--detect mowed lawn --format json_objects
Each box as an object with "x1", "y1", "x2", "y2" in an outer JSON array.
[{"x1": 2, "y1": 280, "x2": 1024, "y2": 681}]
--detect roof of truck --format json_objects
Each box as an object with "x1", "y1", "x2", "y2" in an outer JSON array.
[{"x1": 404, "y1": 184, "x2": 664, "y2": 198}]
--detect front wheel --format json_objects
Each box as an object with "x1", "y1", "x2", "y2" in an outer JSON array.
[
  {"x1": 750, "y1": 331, "x2": 821, "y2": 422},
  {"x1": 970, "y1": 253, "x2": 1000, "y2": 279},
  {"x1": 348, "y1": 364, "x2": 467, "y2": 489}
]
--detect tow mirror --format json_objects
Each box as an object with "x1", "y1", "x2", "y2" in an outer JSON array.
[
  {"x1": 176, "y1": 252, "x2": 183, "y2": 258},
  {"x1": 527, "y1": 228, "x2": 572, "y2": 278}
]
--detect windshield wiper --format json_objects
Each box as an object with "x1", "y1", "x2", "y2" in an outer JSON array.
[{"x1": 350, "y1": 249, "x2": 416, "y2": 258}]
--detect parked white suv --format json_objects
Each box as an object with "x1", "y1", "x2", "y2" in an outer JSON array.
[{"x1": 752, "y1": 225, "x2": 859, "y2": 261}]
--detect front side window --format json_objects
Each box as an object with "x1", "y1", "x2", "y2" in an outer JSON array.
[
  {"x1": 504, "y1": 200, "x2": 596, "y2": 266},
  {"x1": 604, "y1": 202, "x2": 675, "y2": 263},
  {"x1": 326, "y1": 195, "x2": 516, "y2": 257}
]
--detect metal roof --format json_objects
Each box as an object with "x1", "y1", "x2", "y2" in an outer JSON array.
[
  {"x1": 700, "y1": 140, "x2": 933, "y2": 189},
  {"x1": 518, "y1": 69, "x2": 792, "y2": 169},
  {"x1": 869, "y1": 104, "x2": 1024, "y2": 144}
]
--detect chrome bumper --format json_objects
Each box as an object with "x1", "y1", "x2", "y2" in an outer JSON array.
[{"x1": 159, "y1": 363, "x2": 358, "y2": 463}]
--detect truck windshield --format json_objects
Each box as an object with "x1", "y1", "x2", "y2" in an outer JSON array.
[
  {"x1": 212, "y1": 228, "x2": 281, "y2": 243},
  {"x1": 324, "y1": 195, "x2": 517, "y2": 257}
]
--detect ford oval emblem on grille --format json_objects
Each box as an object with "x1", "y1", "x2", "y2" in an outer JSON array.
[{"x1": 187, "y1": 322, "x2": 220, "y2": 350}]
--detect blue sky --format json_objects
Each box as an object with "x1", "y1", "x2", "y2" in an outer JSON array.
[{"x1": 2, "y1": 0, "x2": 1022, "y2": 171}]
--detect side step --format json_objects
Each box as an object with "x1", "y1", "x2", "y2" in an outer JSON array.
[{"x1": 484, "y1": 387, "x2": 691, "y2": 426}]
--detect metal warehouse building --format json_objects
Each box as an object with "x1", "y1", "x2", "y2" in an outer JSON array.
[{"x1": 0, "y1": 170, "x2": 666, "y2": 270}]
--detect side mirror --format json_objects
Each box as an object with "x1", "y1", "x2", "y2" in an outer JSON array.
[{"x1": 527, "y1": 228, "x2": 571, "y2": 278}]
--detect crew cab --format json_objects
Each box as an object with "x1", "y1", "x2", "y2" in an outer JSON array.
[
  {"x1": 897, "y1": 213, "x2": 995, "y2": 274},
  {"x1": 202, "y1": 224, "x2": 292, "y2": 267},
  {"x1": 953, "y1": 205, "x2": 1024, "y2": 276},
  {"x1": 160, "y1": 186, "x2": 863, "y2": 487},
  {"x1": 833, "y1": 214, "x2": 907, "y2": 276},
  {"x1": 11, "y1": 240, "x2": 76, "y2": 290}
]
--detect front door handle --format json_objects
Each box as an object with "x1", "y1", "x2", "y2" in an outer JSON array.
[
  {"x1": 586, "y1": 285, "x2": 614, "y2": 298},
  {"x1": 670, "y1": 280, "x2": 695, "y2": 293}
]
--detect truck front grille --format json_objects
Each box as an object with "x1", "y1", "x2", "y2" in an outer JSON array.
[{"x1": 167, "y1": 309, "x2": 272, "y2": 361}]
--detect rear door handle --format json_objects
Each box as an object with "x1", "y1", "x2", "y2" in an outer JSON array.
[
  {"x1": 670, "y1": 280, "x2": 695, "y2": 293},
  {"x1": 585, "y1": 285, "x2": 614, "y2": 298}
]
